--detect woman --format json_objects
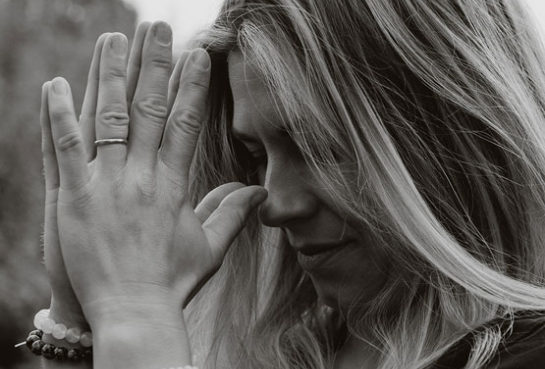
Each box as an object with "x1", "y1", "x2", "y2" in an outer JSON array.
[{"x1": 28, "y1": 0, "x2": 545, "y2": 368}]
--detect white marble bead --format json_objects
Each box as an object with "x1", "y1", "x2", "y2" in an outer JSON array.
[
  {"x1": 52, "y1": 323, "x2": 67, "y2": 339},
  {"x1": 41, "y1": 317, "x2": 55, "y2": 334},
  {"x1": 79, "y1": 331, "x2": 93, "y2": 347},
  {"x1": 65, "y1": 327, "x2": 82, "y2": 343},
  {"x1": 33, "y1": 309, "x2": 50, "y2": 330}
]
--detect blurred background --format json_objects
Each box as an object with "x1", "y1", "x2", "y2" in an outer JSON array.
[
  {"x1": 1, "y1": 0, "x2": 545, "y2": 368},
  {"x1": 0, "y1": 0, "x2": 222, "y2": 367}
]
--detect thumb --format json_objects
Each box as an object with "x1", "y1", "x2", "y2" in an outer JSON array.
[{"x1": 202, "y1": 185, "x2": 267, "y2": 257}]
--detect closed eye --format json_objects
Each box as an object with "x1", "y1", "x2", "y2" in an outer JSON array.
[
  {"x1": 248, "y1": 148, "x2": 267, "y2": 168},
  {"x1": 231, "y1": 136, "x2": 267, "y2": 183}
]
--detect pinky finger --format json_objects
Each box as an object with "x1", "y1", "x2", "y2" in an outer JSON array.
[
  {"x1": 48, "y1": 77, "x2": 90, "y2": 192},
  {"x1": 41, "y1": 81, "x2": 60, "y2": 192}
]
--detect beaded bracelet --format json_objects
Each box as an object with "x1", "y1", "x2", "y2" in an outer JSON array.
[
  {"x1": 15, "y1": 329, "x2": 92, "y2": 362},
  {"x1": 33, "y1": 309, "x2": 92, "y2": 347}
]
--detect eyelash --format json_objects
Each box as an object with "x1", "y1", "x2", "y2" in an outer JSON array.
[{"x1": 248, "y1": 148, "x2": 267, "y2": 168}]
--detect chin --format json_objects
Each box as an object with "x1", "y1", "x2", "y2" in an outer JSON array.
[
  {"x1": 308, "y1": 267, "x2": 390, "y2": 312},
  {"x1": 310, "y1": 274, "x2": 363, "y2": 311}
]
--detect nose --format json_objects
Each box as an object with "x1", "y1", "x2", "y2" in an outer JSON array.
[{"x1": 258, "y1": 156, "x2": 319, "y2": 227}]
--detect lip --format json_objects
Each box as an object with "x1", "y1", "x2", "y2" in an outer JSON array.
[{"x1": 295, "y1": 241, "x2": 352, "y2": 270}]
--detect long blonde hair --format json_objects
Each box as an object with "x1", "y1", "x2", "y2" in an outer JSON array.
[{"x1": 185, "y1": 1, "x2": 545, "y2": 368}]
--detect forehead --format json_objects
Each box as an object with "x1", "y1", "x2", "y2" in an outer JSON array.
[{"x1": 227, "y1": 51, "x2": 283, "y2": 133}]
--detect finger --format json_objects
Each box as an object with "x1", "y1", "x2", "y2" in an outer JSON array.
[
  {"x1": 202, "y1": 186, "x2": 267, "y2": 257},
  {"x1": 47, "y1": 77, "x2": 90, "y2": 191},
  {"x1": 41, "y1": 81, "x2": 59, "y2": 192},
  {"x1": 95, "y1": 32, "x2": 130, "y2": 176},
  {"x1": 167, "y1": 50, "x2": 190, "y2": 115},
  {"x1": 160, "y1": 48, "x2": 211, "y2": 183},
  {"x1": 41, "y1": 81, "x2": 64, "y2": 294},
  {"x1": 80, "y1": 32, "x2": 110, "y2": 162},
  {"x1": 127, "y1": 21, "x2": 172, "y2": 169},
  {"x1": 195, "y1": 182, "x2": 245, "y2": 223},
  {"x1": 126, "y1": 22, "x2": 152, "y2": 104}
]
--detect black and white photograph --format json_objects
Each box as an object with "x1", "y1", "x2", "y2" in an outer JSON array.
[{"x1": 3, "y1": 0, "x2": 545, "y2": 368}]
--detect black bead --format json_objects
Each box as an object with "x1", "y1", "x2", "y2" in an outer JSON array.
[
  {"x1": 25, "y1": 334, "x2": 40, "y2": 348},
  {"x1": 67, "y1": 348, "x2": 82, "y2": 361},
  {"x1": 41, "y1": 343, "x2": 56, "y2": 359},
  {"x1": 54, "y1": 347, "x2": 68, "y2": 361},
  {"x1": 31, "y1": 340, "x2": 45, "y2": 355},
  {"x1": 29, "y1": 329, "x2": 43, "y2": 338},
  {"x1": 82, "y1": 348, "x2": 93, "y2": 361}
]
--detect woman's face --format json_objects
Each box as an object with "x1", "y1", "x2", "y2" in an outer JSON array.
[{"x1": 228, "y1": 51, "x2": 392, "y2": 309}]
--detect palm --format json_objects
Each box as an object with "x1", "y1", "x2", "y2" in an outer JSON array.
[{"x1": 41, "y1": 22, "x2": 266, "y2": 326}]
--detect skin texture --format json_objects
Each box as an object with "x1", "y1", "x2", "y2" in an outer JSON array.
[
  {"x1": 41, "y1": 21, "x2": 390, "y2": 369},
  {"x1": 227, "y1": 51, "x2": 392, "y2": 311},
  {"x1": 40, "y1": 21, "x2": 268, "y2": 369}
]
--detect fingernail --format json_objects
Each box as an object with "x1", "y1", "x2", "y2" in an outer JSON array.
[
  {"x1": 109, "y1": 33, "x2": 127, "y2": 55},
  {"x1": 153, "y1": 22, "x2": 172, "y2": 46},
  {"x1": 51, "y1": 78, "x2": 68, "y2": 95},
  {"x1": 189, "y1": 49, "x2": 210, "y2": 71}
]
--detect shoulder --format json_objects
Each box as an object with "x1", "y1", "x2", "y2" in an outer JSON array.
[{"x1": 434, "y1": 311, "x2": 545, "y2": 369}]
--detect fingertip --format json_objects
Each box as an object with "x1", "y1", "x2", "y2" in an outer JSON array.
[
  {"x1": 97, "y1": 32, "x2": 110, "y2": 40},
  {"x1": 137, "y1": 21, "x2": 153, "y2": 32},
  {"x1": 175, "y1": 50, "x2": 192, "y2": 80},
  {"x1": 251, "y1": 186, "x2": 268, "y2": 204},
  {"x1": 152, "y1": 20, "x2": 172, "y2": 33},
  {"x1": 50, "y1": 77, "x2": 70, "y2": 96},
  {"x1": 40, "y1": 81, "x2": 51, "y2": 127},
  {"x1": 187, "y1": 48, "x2": 210, "y2": 72},
  {"x1": 107, "y1": 32, "x2": 129, "y2": 53},
  {"x1": 95, "y1": 32, "x2": 110, "y2": 51},
  {"x1": 41, "y1": 81, "x2": 51, "y2": 102},
  {"x1": 112, "y1": 32, "x2": 128, "y2": 42}
]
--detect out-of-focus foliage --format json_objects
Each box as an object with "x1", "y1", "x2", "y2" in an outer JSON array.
[{"x1": 0, "y1": 0, "x2": 136, "y2": 367}]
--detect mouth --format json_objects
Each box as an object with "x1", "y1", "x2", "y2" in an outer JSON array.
[{"x1": 295, "y1": 241, "x2": 353, "y2": 270}]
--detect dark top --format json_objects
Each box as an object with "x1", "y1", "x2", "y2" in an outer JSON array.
[{"x1": 434, "y1": 312, "x2": 545, "y2": 368}]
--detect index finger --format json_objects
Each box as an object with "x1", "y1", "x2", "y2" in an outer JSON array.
[{"x1": 159, "y1": 48, "x2": 211, "y2": 183}]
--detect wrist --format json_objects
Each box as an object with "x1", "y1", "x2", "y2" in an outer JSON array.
[
  {"x1": 44, "y1": 297, "x2": 90, "y2": 349},
  {"x1": 92, "y1": 304, "x2": 192, "y2": 369},
  {"x1": 85, "y1": 296, "x2": 184, "y2": 333}
]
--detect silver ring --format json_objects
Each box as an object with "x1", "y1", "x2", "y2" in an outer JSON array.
[{"x1": 94, "y1": 138, "x2": 128, "y2": 146}]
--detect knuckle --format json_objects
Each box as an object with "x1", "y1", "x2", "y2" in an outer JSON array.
[
  {"x1": 133, "y1": 96, "x2": 168, "y2": 121},
  {"x1": 56, "y1": 130, "x2": 82, "y2": 152},
  {"x1": 181, "y1": 77, "x2": 209, "y2": 92},
  {"x1": 60, "y1": 184, "x2": 93, "y2": 209},
  {"x1": 146, "y1": 54, "x2": 172, "y2": 70},
  {"x1": 102, "y1": 64, "x2": 126, "y2": 82},
  {"x1": 170, "y1": 108, "x2": 202, "y2": 136},
  {"x1": 98, "y1": 105, "x2": 129, "y2": 128},
  {"x1": 136, "y1": 178, "x2": 157, "y2": 202}
]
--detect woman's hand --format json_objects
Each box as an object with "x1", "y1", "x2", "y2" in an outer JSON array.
[
  {"x1": 40, "y1": 23, "x2": 153, "y2": 327},
  {"x1": 40, "y1": 21, "x2": 267, "y2": 329}
]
